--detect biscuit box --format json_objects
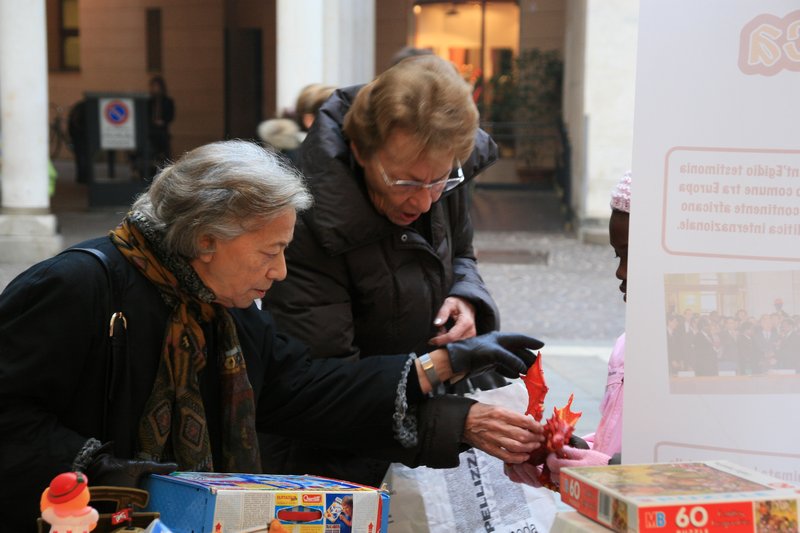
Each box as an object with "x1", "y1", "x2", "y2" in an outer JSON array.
[
  {"x1": 143, "y1": 472, "x2": 389, "y2": 533},
  {"x1": 559, "y1": 460, "x2": 800, "y2": 533}
]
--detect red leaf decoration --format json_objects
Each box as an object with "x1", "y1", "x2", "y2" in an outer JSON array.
[
  {"x1": 522, "y1": 352, "x2": 547, "y2": 421},
  {"x1": 520, "y1": 353, "x2": 583, "y2": 491},
  {"x1": 538, "y1": 393, "x2": 583, "y2": 489}
]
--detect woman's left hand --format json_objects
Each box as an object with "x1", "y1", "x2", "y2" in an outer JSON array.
[{"x1": 429, "y1": 296, "x2": 477, "y2": 345}]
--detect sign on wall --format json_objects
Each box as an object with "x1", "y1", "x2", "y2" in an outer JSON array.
[
  {"x1": 625, "y1": 1, "x2": 800, "y2": 483},
  {"x1": 99, "y1": 97, "x2": 136, "y2": 150}
]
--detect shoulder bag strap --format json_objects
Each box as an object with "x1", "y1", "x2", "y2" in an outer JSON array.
[{"x1": 60, "y1": 247, "x2": 128, "y2": 441}]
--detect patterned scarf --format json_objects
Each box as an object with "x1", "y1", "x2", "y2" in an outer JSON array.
[{"x1": 110, "y1": 213, "x2": 261, "y2": 473}]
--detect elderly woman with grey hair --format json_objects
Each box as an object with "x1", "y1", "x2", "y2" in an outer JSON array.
[{"x1": 0, "y1": 140, "x2": 543, "y2": 533}]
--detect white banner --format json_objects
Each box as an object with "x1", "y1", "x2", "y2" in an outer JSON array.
[
  {"x1": 625, "y1": 1, "x2": 800, "y2": 485},
  {"x1": 99, "y1": 97, "x2": 136, "y2": 150}
]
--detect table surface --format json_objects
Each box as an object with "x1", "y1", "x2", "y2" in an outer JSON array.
[{"x1": 551, "y1": 511, "x2": 614, "y2": 533}]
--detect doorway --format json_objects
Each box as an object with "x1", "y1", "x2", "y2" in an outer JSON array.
[{"x1": 225, "y1": 28, "x2": 263, "y2": 140}]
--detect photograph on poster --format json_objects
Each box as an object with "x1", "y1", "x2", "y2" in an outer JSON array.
[{"x1": 663, "y1": 270, "x2": 800, "y2": 394}]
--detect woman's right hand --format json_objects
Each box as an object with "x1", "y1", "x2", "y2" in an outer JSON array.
[
  {"x1": 461, "y1": 403, "x2": 544, "y2": 463},
  {"x1": 447, "y1": 332, "x2": 543, "y2": 380}
]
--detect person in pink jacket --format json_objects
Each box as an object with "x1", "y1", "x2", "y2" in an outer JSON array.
[{"x1": 506, "y1": 171, "x2": 631, "y2": 486}]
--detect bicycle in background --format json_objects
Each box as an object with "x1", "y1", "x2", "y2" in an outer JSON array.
[{"x1": 49, "y1": 102, "x2": 74, "y2": 159}]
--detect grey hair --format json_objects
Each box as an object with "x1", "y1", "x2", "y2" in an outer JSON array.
[{"x1": 131, "y1": 140, "x2": 312, "y2": 258}]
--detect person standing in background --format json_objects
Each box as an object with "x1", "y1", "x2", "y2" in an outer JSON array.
[
  {"x1": 148, "y1": 75, "x2": 175, "y2": 172},
  {"x1": 293, "y1": 83, "x2": 335, "y2": 133},
  {"x1": 67, "y1": 99, "x2": 89, "y2": 184},
  {"x1": 257, "y1": 84, "x2": 335, "y2": 166}
]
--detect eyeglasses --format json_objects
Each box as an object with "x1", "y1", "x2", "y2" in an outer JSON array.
[{"x1": 376, "y1": 157, "x2": 465, "y2": 194}]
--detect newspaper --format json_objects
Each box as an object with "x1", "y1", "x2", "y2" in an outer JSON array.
[{"x1": 384, "y1": 380, "x2": 558, "y2": 533}]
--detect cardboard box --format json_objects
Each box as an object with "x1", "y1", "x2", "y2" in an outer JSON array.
[
  {"x1": 143, "y1": 472, "x2": 389, "y2": 533},
  {"x1": 559, "y1": 460, "x2": 800, "y2": 533}
]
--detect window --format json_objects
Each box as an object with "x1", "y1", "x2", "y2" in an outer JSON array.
[
  {"x1": 60, "y1": 0, "x2": 80, "y2": 70},
  {"x1": 412, "y1": 1, "x2": 520, "y2": 111}
]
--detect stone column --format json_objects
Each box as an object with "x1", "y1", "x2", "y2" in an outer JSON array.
[
  {"x1": 322, "y1": 0, "x2": 375, "y2": 84},
  {"x1": 0, "y1": 0, "x2": 63, "y2": 262},
  {"x1": 276, "y1": 0, "x2": 325, "y2": 115},
  {"x1": 276, "y1": 0, "x2": 375, "y2": 114},
  {"x1": 564, "y1": 0, "x2": 639, "y2": 243}
]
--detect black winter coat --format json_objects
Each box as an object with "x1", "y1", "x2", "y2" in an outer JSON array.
[
  {"x1": 0, "y1": 237, "x2": 472, "y2": 533},
  {"x1": 265, "y1": 85, "x2": 501, "y2": 360},
  {"x1": 261, "y1": 85, "x2": 498, "y2": 485}
]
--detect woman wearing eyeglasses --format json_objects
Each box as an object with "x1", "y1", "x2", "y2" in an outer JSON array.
[{"x1": 262, "y1": 54, "x2": 539, "y2": 486}]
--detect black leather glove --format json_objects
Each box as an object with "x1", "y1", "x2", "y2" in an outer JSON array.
[
  {"x1": 86, "y1": 442, "x2": 178, "y2": 488},
  {"x1": 569, "y1": 434, "x2": 591, "y2": 450},
  {"x1": 446, "y1": 332, "x2": 543, "y2": 379}
]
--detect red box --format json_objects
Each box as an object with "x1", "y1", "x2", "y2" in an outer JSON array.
[{"x1": 559, "y1": 460, "x2": 800, "y2": 533}]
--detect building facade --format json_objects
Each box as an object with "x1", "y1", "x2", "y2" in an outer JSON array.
[{"x1": 1, "y1": 0, "x2": 639, "y2": 261}]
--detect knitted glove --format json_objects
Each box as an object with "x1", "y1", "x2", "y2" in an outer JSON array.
[{"x1": 546, "y1": 446, "x2": 612, "y2": 484}]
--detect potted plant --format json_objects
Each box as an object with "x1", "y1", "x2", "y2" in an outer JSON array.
[{"x1": 485, "y1": 48, "x2": 564, "y2": 182}]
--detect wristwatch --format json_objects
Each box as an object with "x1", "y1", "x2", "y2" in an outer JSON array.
[{"x1": 418, "y1": 353, "x2": 441, "y2": 390}]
